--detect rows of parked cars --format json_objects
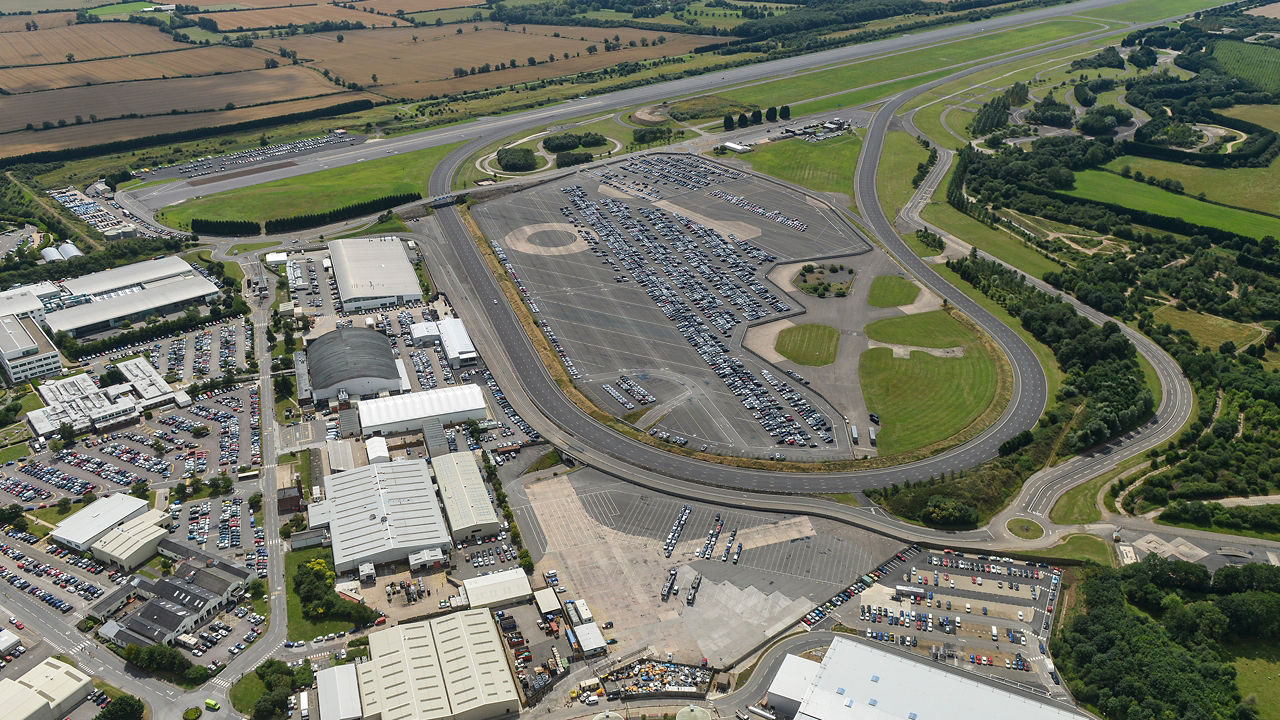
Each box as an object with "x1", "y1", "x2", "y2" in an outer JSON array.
[
  {"x1": 0, "y1": 565, "x2": 75, "y2": 613},
  {"x1": 802, "y1": 545, "x2": 921, "y2": 627},
  {"x1": 19, "y1": 460, "x2": 97, "y2": 495},
  {"x1": 169, "y1": 131, "x2": 358, "y2": 179}
]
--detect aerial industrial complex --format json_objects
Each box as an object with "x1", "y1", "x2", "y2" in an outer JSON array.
[{"x1": 329, "y1": 237, "x2": 424, "y2": 311}]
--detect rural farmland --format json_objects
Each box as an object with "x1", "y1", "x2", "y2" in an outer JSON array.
[
  {"x1": 190, "y1": 4, "x2": 394, "y2": 31},
  {"x1": 268, "y1": 24, "x2": 712, "y2": 97},
  {"x1": 0, "y1": 21, "x2": 180, "y2": 66},
  {"x1": 0, "y1": 11, "x2": 76, "y2": 31},
  {"x1": 354, "y1": 0, "x2": 486, "y2": 13},
  {"x1": 0, "y1": 45, "x2": 270, "y2": 93},
  {"x1": 0, "y1": 66, "x2": 346, "y2": 134}
]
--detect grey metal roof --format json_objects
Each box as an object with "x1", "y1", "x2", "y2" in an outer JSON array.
[{"x1": 306, "y1": 327, "x2": 398, "y2": 391}]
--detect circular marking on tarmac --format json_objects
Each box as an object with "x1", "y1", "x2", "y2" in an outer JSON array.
[{"x1": 504, "y1": 222, "x2": 589, "y2": 256}]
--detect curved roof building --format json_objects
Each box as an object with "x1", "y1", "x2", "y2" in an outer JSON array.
[{"x1": 306, "y1": 327, "x2": 406, "y2": 401}]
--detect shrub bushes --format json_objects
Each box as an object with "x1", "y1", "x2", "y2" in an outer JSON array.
[
  {"x1": 555, "y1": 150, "x2": 593, "y2": 168},
  {"x1": 496, "y1": 147, "x2": 537, "y2": 171}
]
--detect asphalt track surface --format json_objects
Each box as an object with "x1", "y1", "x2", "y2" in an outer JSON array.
[
  {"x1": 135, "y1": 0, "x2": 1154, "y2": 213},
  {"x1": 417, "y1": 7, "x2": 1199, "y2": 496}
]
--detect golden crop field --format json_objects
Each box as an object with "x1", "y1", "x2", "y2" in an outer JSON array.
[
  {"x1": 0, "y1": 0, "x2": 100, "y2": 9},
  {"x1": 0, "y1": 22, "x2": 179, "y2": 66},
  {"x1": 1247, "y1": 2, "x2": 1280, "y2": 18},
  {"x1": 191, "y1": 4, "x2": 392, "y2": 31},
  {"x1": 0, "y1": 45, "x2": 270, "y2": 93},
  {"x1": 271, "y1": 24, "x2": 711, "y2": 98},
  {"x1": 0, "y1": 91, "x2": 378, "y2": 158},
  {"x1": 353, "y1": 0, "x2": 484, "y2": 13},
  {"x1": 0, "y1": 65, "x2": 343, "y2": 133},
  {"x1": 0, "y1": 12, "x2": 77, "y2": 32}
]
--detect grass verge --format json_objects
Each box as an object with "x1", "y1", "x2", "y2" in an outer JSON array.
[
  {"x1": 523, "y1": 449, "x2": 562, "y2": 475},
  {"x1": 866, "y1": 275, "x2": 919, "y2": 307},
  {"x1": 775, "y1": 323, "x2": 840, "y2": 366},
  {"x1": 740, "y1": 131, "x2": 861, "y2": 196},
  {"x1": 229, "y1": 672, "x2": 265, "y2": 714},
  {"x1": 1034, "y1": 534, "x2": 1114, "y2": 566},
  {"x1": 1006, "y1": 517, "x2": 1045, "y2": 539},
  {"x1": 284, "y1": 547, "x2": 353, "y2": 641},
  {"x1": 875, "y1": 131, "x2": 930, "y2": 221}
]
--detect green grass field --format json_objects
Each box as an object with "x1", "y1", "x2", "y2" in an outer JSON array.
[
  {"x1": 858, "y1": 345, "x2": 997, "y2": 455},
  {"x1": 724, "y1": 20, "x2": 1104, "y2": 109},
  {"x1": 334, "y1": 213, "x2": 410, "y2": 239},
  {"x1": 229, "y1": 672, "x2": 265, "y2": 714},
  {"x1": 284, "y1": 547, "x2": 355, "y2": 641},
  {"x1": 1151, "y1": 305, "x2": 1262, "y2": 351},
  {"x1": 876, "y1": 131, "x2": 930, "y2": 221},
  {"x1": 1066, "y1": 170, "x2": 1280, "y2": 240},
  {"x1": 1212, "y1": 41, "x2": 1280, "y2": 94},
  {"x1": 776, "y1": 324, "x2": 840, "y2": 366},
  {"x1": 1034, "y1": 534, "x2": 1114, "y2": 566},
  {"x1": 158, "y1": 142, "x2": 463, "y2": 228},
  {"x1": 0, "y1": 445, "x2": 27, "y2": 464},
  {"x1": 792, "y1": 69, "x2": 956, "y2": 117},
  {"x1": 1228, "y1": 638, "x2": 1280, "y2": 720},
  {"x1": 228, "y1": 241, "x2": 279, "y2": 255},
  {"x1": 1007, "y1": 517, "x2": 1045, "y2": 539},
  {"x1": 864, "y1": 310, "x2": 974, "y2": 348},
  {"x1": 88, "y1": 1, "x2": 154, "y2": 14},
  {"x1": 742, "y1": 132, "x2": 860, "y2": 196},
  {"x1": 922, "y1": 169, "x2": 1064, "y2": 280},
  {"x1": 867, "y1": 275, "x2": 919, "y2": 307},
  {"x1": 1102, "y1": 156, "x2": 1280, "y2": 218},
  {"x1": 1082, "y1": 0, "x2": 1224, "y2": 21}
]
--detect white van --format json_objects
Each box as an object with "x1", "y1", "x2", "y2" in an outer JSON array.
[{"x1": 965, "y1": 603, "x2": 971, "y2": 613}]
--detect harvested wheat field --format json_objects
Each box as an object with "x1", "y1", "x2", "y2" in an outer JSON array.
[
  {"x1": 192, "y1": 4, "x2": 389, "y2": 30},
  {"x1": 272, "y1": 24, "x2": 711, "y2": 98},
  {"x1": 1, "y1": 0, "x2": 101, "y2": 10},
  {"x1": 1248, "y1": 2, "x2": 1280, "y2": 17},
  {"x1": 0, "y1": 91, "x2": 378, "y2": 158},
  {"x1": 353, "y1": 0, "x2": 484, "y2": 13},
  {"x1": 0, "y1": 45, "x2": 270, "y2": 93},
  {"x1": 0, "y1": 65, "x2": 342, "y2": 132},
  {"x1": 0, "y1": 22, "x2": 178, "y2": 66},
  {"x1": 0, "y1": 12, "x2": 77, "y2": 32}
]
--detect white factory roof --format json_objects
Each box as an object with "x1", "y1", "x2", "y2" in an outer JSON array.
[
  {"x1": 438, "y1": 317, "x2": 476, "y2": 361},
  {"x1": 461, "y1": 567, "x2": 531, "y2": 608},
  {"x1": 0, "y1": 288, "x2": 46, "y2": 317},
  {"x1": 263, "y1": 252, "x2": 289, "y2": 265},
  {"x1": 50, "y1": 494, "x2": 148, "y2": 549},
  {"x1": 91, "y1": 509, "x2": 167, "y2": 560},
  {"x1": 330, "y1": 237, "x2": 421, "y2": 301},
  {"x1": 574, "y1": 621, "x2": 607, "y2": 654},
  {"x1": 0, "y1": 657, "x2": 91, "y2": 720},
  {"x1": 325, "y1": 439, "x2": 367, "y2": 472},
  {"x1": 116, "y1": 357, "x2": 172, "y2": 404},
  {"x1": 366, "y1": 436, "x2": 390, "y2": 463},
  {"x1": 534, "y1": 587, "x2": 561, "y2": 616},
  {"x1": 313, "y1": 460, "x2": 450, "y2": 570},
  {"x1": 433, "y1": 452, "x2": 499, "y2": 533},
  {"x1": 316, "y1": 664, "x2": 363, "y2": 720},
  {"x1": 359, "y1": 610, "x2": 518, "y2": 720},
  {"x1": 780, "y1": 636, "x2": 1088, "y2": 720},
  {"x1": 358, "y1": 384, "x2": 486, "y2": 429},
  {"x1": 0, "y1": 314, "x2": 38, "y2": 356},
  {"x1": 61, "y1": 255, "x2": 192, "y2": 298},
  {"x1": 411, "y1": 321, "x2": 439, "y2": 343},
  {"x1": 44, "y1": 274, "x2": 219, "y2": 335}
]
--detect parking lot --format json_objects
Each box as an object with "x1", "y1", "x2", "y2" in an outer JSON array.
[
  {"x1": 507, "y1": 466, "x2": 900, "y2": 666},
  {"x1": 472, "y1": 154, "x2": 875, "y2": 459},
  {"x1": 145, "y1": 131, "x2": 364, "y2": 182},
  {"x1": 808, "y1": 546, "x2": 1068, "y2": 699},
  {"x1": 84, "y1": 316, "x2": 250, "y2": 386}
]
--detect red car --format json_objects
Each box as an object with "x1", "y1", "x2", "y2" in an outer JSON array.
[{"x1": 15, "y1": 622, "x2": 23, "y2": 630}]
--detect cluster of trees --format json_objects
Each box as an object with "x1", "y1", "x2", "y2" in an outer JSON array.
[
  {"x1": 292, "y1": 556, "x2": 379, "y2": 627},
  {"x1": 0, "y1": 232, "x2": 183, "y2": 290},
  {"x1": 1056, "y1": 555, "x2": 1280, "y2": 720},
  {"x1": 950, "y1": 251, "x2": 1152, "y2": 451},
  {"x1": 264, "y1": 193, "x2": 420, "y2": 233},
  {"x1": 542, "y1": 132, "x2": 607, "y2": 152},
  {"x1": 632, "y1": 126, "x2": 673, "y2": 144},
  {"x1": 555, "y1": 150, "x2": 594, "y2": 168},
  {"x1": 496, "y1": 147, "x2": 536, "y2": 172},
  {"x1": 1025, "y1": 93, "x2": 1073, "y2": 127},
  {"x1": 721, "y1": 105, "x2": 788, "y2": 130},
  {"x1": 910, "y1": 139, "x2": 937, "y2": 188},
  {"x1": 914, "y1": 228, "x2": 945, "y2": 253},
  {"x1": 1076, "y1": 104, "x2": 1133, "y2": 136},
  {"x1": 120, "y1": 642, "x2": 208, "y2": 685},
  {"x1": 94, "y1": 695, "x2": 145, "y2": 720},
  {"x1": 191, "y1": 218, "x2": 259, "y2": 236},
  {"x1": 1161, "y1": 500, "x2": 1280, "y2": 535},
  {"x1": 969, "y1": 95, "x2": 1010, "y2": 137},
  {"x1": 247, "y1": 659, "x2": 313, "y2": 720},
  {"x1": 1070, "y1": 45, "x2": 1124, "y2": 70}
]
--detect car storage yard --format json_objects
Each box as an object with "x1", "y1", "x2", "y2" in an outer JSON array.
[
  {"x1": 811, "y1": 547, "x2": 1069, "y2": 701},
  {"x1": 507, "y1": 466, "x2": 900, "y2": 666},
  {"x1": 471, "y1": 154, "x2": 879, "y2": 460}
]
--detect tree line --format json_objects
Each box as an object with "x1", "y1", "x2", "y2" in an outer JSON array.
[
  {"x1": 722, "y1": 105, "x2": 788, "y2": 130},
  {"x1": 263, "y1": 193, "x2": 420, "y2": 233}
]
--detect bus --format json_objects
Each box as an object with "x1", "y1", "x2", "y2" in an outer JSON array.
[{"x1": 299, "y1": 692, "x2": 309, "y2": 719}]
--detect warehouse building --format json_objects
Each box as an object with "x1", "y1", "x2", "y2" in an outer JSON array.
[
  {"x1": 307, "y1": 460, "x2": 451, "y2": 573},
  {"x1": 0, "y1": 657, "x2": 92, "y2": 720},
  {"x1": 318, "y1": 664, "x2": 363, "y2": 720},
  {"x1": 41, "y1": 256, "x2": 221, "y2": 338},
  {"x1": 326, "y1": 438, "x2": 368, "y2": 472},
  {"x1": 357, "y1": 609, "x2": 519, "y2": 720},
  {"x1": 306, "y1": 327, "x2": 409, "y2": 403},
  {"x1": 0, "y1": 314, "x2": 60, "y2": 383},
  {"x1": 330, "y1": 237, "x2": 423, "y2": 312},
  {"x1": 410, "y1": 321, "x2": 439, "y2": 347},
  {"x1": 50, "y1": 494, "x2": 149, "y2": 551},
  {"x1": 439, "y1": 317, "x2": 477, "y2": 368},
  {"x1": 0, "y1": 285, "x2": 54, "y2": 324},
  {"x1": 422, "y1": 417, "x2": 449, "y2": 458},
  {"x1": 366, "y1": 437, "x2": 390, "y2": 464},
  {"x1": 461, "y1": 568, "x2": 532, "y2": 609},
  {"x1": 358, "y1": 385, "x2": 487, "y2": 436},
  {"x1": 765, "y1": 636, "x2": 1088, "y2": 720},
  {"x1": 101, "y1": 558, "x2": 249, "y2": 647},
  {"x1": 90, "y1": 508, "x2": 167, "y2": 570},
  {"x1": 27, "y1": 357, "x2": 174, "y2": 436},
  {"x1": 433, "y1": 451, "x2": 500, "y2": 542}
]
